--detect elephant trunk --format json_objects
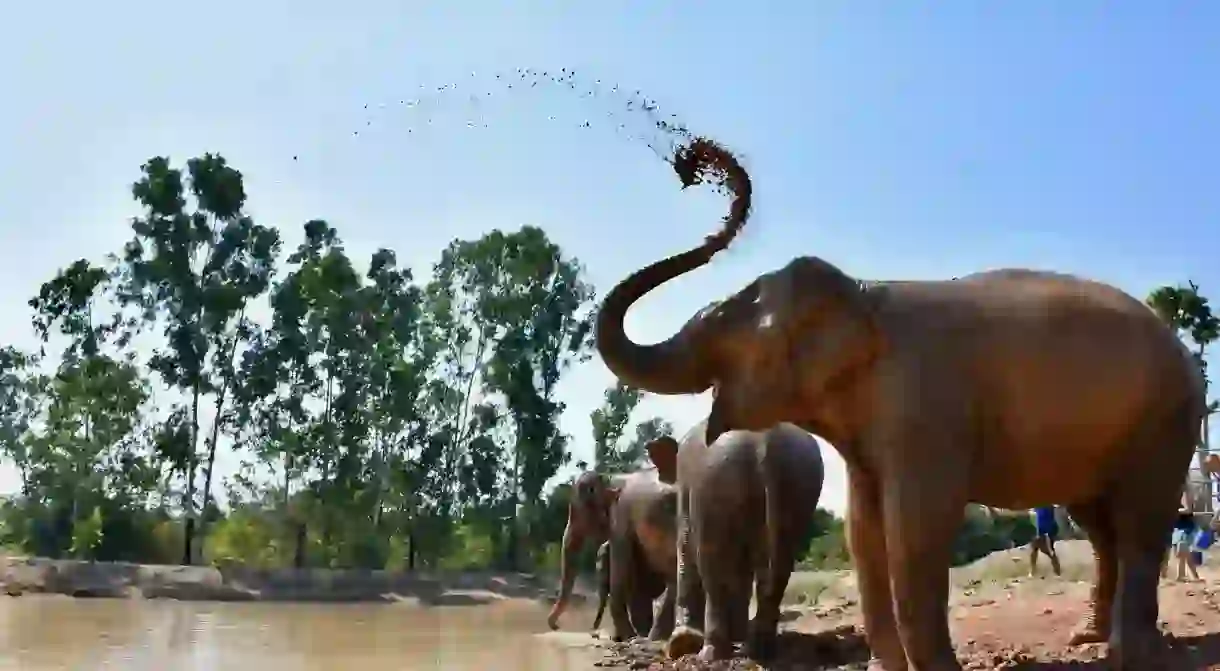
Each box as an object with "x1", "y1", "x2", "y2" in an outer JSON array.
[
  {"x1": 548, "y1": 522, "x2": 589, "y2": 630},
  {"x1": 594, "y1": 141, "x2": 754, "y2": 396},
  {"x1": 592, "y1": 541, "x2": 611, "y2": 631}
]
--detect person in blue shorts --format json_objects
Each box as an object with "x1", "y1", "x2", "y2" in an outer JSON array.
[
  {"x1": 1029, "y1": 505, "x2": 1062, "y2": 577},
  {"x1": 1166, "y1": 508, "x2": 1199, "y2": 581},
  {"x1": 1192, "y1": 517, "x2": 1216, "y2": 576}
]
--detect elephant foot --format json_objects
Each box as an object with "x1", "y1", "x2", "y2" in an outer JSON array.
[
  {"x1": 695, "y1": 642, "x2": 735, "y2": 663},
  {"x1": 610, "y1": 628, "x2": 635, "y2": 643},
  {"x1": 746, "y1": 629, "x2": 777, "y2": 661},
  {"x1": 1109, "y1": 632, "x2": 1172, "y2": 671},
  {"x1": 666, "y1": 625, "x2": 705, "y2": 659},
  {"x1": 648, "y1": 625, "x2": 673, "y2": 642},
  {"x1": 1067, "y1": 617, "x2": 1110, "y2": 645}
]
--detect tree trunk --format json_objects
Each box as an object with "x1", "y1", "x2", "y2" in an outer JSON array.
[{"x1": 182, "y1": 386, "x2": 202, "y2": 566}]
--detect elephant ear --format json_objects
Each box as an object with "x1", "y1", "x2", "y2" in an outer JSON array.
[
  {"x1": 646, "y1": 436, "x2": 679, "y2": 484},
  {"x1": 708, "y1": 256, "x2": 883, "y2": 443}
]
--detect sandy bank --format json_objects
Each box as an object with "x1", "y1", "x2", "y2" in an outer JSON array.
[{"x1": 0, "y1": 556, "x2": 593, "y2": 606}]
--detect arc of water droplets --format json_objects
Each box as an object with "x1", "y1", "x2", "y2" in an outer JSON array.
[{"x1": 340, "y1": 67, "x2": 704, "y2": 168}]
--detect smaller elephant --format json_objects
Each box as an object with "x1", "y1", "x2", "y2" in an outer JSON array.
[
  {"x1": 547, "y1": 459, "x2": 679, "y2": 641},
  {"x1": 660, "y1": 421, "x2": 826, "y2": 662}
]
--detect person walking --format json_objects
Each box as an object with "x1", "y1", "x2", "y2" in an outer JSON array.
[{"x1": 1029, "y1": 505, "x2": 1062, "y2": 577}]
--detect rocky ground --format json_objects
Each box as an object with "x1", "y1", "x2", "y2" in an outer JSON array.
[{"x1": 579, "y1": 541, "x2": 1220, "y2": 670}]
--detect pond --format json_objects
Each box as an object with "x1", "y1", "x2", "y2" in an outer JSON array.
[{"x1": 0, "y1": 595, "x2": 603, "y2": 670}]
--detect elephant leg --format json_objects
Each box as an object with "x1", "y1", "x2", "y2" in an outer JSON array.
[
  {"x1": 1099, "y1": 411, "x2": 1195, "y2": 671},
  {"x1": 628, "y1": 580, "x2": 655, "y2": 638},
  {"x1": 1109, "y1": 504, "x2": 1175, "y2": 670},
  {"x1": 668, "y1": 487, "x2": 707, "y2": 659},
  {"x1": 696, "y1": 536, "x2": 747, "y2": 661},
  {"x1": 649, "y1": 581, "x2": 677, "y2": 640},
  {"x1": 1066, "y1": 499, "x2": 1117, "y2": 645},
  {"x1": 608, "y1": 529, "x2": 638, "y2": 641},
  {"x1": 848, "y1": 466, "x2": 908, "y2": 671},
  {"x1": 882, "y1": 455, "x2": 966, "y2": 671},
  {"x1": 730, "y1": 574, "x2": 752, "y2": 643},
  {"x1": 748, "y1": 537, "x2": 796, "y2": 661}
]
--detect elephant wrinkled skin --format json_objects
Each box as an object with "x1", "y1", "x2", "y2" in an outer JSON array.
[
  {"x1": 652, "y1": 421, "x2": 825, "y2": 663},
  {"x1": 546, "y1": 465, "x2": 677, "y2": 641},
  {"x1": 595, "y1": 176, "x2": 1204, "y2": 670}
]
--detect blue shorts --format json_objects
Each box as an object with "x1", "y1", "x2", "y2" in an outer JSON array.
[{"x1": 1036, "y1": 521, "x2": 1059, "y2": 540}]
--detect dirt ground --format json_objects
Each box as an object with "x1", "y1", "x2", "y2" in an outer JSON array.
[{"x1": 579, "y1": 540, "x2": 1220, "y2": 670}]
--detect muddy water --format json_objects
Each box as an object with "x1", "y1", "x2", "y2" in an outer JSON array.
[{"x1": 0, "y1": 597, "x2": 603, "y2": 670}]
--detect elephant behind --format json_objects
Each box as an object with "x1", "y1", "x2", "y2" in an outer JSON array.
[
  {"x1": 547, "y1": 464, "x2": 677, "y2": 641},
  {"x1": 652, "y1": 420, "x2": 825, "y2": 662}
]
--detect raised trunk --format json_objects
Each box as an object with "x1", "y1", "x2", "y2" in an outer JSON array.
[{"x1": 595, "y1": 146, "x2": 753, "y2": 396}]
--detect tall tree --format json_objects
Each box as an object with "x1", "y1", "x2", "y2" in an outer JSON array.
[
  {"x1": 469, "y1": 227, "x2": 596, "y2": 568},
  {"x1": 356, "y1": 248, "x2": 428, "y2": 566},
  {"x1": 112, "y1": 154, "x2": 280, "y2": 563},
  {"x1": 1148, "y1": 281, "x2": 1220, "y2": 509}
]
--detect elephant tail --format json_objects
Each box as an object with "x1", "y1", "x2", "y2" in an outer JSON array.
[{"x1": 762, "y1": 449, "x2": 783, "y2": 596}]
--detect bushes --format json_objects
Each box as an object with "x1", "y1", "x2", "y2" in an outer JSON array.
[{"x1": 797, "y1": 505, "x2": 1063, "y2": 572}]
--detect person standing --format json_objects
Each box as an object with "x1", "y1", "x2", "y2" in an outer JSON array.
[
  {"x1": 1192, "y1": 517, "x2": 1216, "y2": 576},
  {"x1": 1029, "y1": 505, "x2": 1062, "y2": 577},
  {"x1": 1168, "y1": 508, "x2": 1200, "y2": 582}
]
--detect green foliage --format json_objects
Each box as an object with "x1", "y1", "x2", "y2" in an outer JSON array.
[
  {"x1": 590, "y1": 381, "x2": 674, "y2": 473},
  {"x1": 797, "y1": 505, "x2": 1056, "y2": 571},
  {"x1": 1147, "y1": 281, "x2": 1219, "y2": 509},
  {"x1": 797, "y1": 508, "x2": 850, "y2": 570},
  {"x1": 0, "y1": 153, "x2": 605, "y2": 572}
]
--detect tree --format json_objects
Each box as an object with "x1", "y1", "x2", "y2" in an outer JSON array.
[
  {"x1": 112, "y1": 154, "x2": 280, "y2": 564},
  {"x1": 0, "y1": 347, "x2": 44, "y2": 499},
  {"x1": 452, "y1": 227, "x2": 597, "y2": 569},
  {"x1": 0, "y1": 153, "x2": 617, "y2": 573},
  {"x1": 1147, "y1": 282, "x2": 1220, "y2": 509},
  {"x1": 590, "y1": 381, "x2": 674, "y2": 474}
]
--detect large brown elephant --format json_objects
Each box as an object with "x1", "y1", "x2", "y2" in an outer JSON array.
[
  {"x1": 593, "y1": 145, "x2": 1205, "y2": 670},
  {"x1": 547, "y1": 462, "x2": 678, "y2": 641},
  {"x1": 651, "y1": 420, "x2": 825, "y2": 663}
]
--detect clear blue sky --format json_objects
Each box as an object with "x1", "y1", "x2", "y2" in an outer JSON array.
[{"x1": 2, "y1": 3, "x2": 1219, "y2": 514}]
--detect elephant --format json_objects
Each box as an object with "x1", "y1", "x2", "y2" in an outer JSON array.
[
  {"x1": 593, "y1": 145, "x2": 1205, "y2": 671},
  {"x1": 650, "y1": 420, "x2": 825, "y2": 663},
  {"x1": 546, "y1": 460, "x2": 679, "y2": 641}
]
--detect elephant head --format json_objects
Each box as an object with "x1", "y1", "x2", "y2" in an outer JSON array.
[
  {"x1": 548, "y1": 471, "x2": 622, "y2": 630},
  {"x1": 595, "y1": 140, "x2": 883, "y2": 446},
  {"x1": 646, "y1": 436, "x2": 679, "y2": 484}
]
